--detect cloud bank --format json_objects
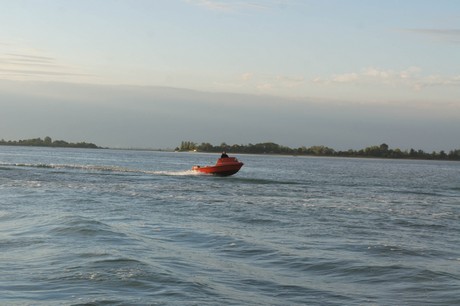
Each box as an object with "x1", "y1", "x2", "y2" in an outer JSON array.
[{"x1": 1, "y1": 79, "x2": 459, "y2": 152}]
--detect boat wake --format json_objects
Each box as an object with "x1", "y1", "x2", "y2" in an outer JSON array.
[
  {"x1": 0, "y1": 162, "x2": 200, "y2": 177},
  {"x1": 148, "y1": 170, "x2": 200, "y2": 176}
]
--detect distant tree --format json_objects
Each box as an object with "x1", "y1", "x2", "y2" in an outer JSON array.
[
  {"x1": 309, "y1": 145, "x2": 335, "y2": 156},
  {"x1": 220, "y1": 142, "x2": 228, "y2": 150},
  {"x1": 0, "y1": 137, "x2": 99, "y2": 148},
  {"x1": 176, "y1": 141, "x2": 459, "y2": 161},
  {"x1": 391, "y1": 148, "x2": 404, "y2": 158},
  {"x1": 198, "y1": 142, "x2": 213, "y2": 152},
  {"x1": 52, "y1": 140, "x2": 69, "y2": 147},
  {"x1": 448, "y1": 149, "x2": 460, "y2": 160},
  {"x1": 180, "y1": 141, "x2": 196, "y2": 151},
  {"x1": 440, "y1": 150, "x2": 448, "y2": 159}
]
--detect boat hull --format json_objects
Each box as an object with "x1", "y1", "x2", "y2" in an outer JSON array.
[{"x1": 192, "y1": 157, "x2": 244, "y2": 176}]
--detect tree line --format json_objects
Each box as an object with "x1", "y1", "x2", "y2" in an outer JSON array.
[
  {"x1": 178, "y1": 141, "x2": 460, "y2": 161},
  {"x1": 0, "y1": 137, "x2": 99, "y2": 149}
]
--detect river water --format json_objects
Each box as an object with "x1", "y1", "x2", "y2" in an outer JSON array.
[{"x1": 1, "y1": 146, "x2": 459, "y2": 305}]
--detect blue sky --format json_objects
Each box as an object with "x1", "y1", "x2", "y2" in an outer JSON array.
[{"x1": 1, "y1": 0, "x2": 459, "y2": 150}]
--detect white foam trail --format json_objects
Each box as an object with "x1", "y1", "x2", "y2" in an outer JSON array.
[
  {"x1": 1, "y1": 162, "x2": 202, "y2": 177},
  {"x1": 146, "y1": 170, "x2": 201, "y2": 176}
]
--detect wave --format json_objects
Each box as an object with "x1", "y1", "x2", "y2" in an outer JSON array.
[
  {"x1": 226, "y1": 176, "x2": 301, "y2": 185},
  {"x1": 46, "y1": 215, "x2": 126, "y2": 239}
]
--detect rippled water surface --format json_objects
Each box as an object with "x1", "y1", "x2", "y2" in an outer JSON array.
[{"x1": 1, "y1": 146, "x2": 459, "y2": 305}]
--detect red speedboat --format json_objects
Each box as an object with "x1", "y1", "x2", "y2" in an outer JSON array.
[{"x1": 192, "y1": 157, "x2": 244, "y2": 176}]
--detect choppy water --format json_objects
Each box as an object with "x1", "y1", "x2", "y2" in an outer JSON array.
[{"x1": 0, "y1": 146, "x2": 459, "y2": 305}]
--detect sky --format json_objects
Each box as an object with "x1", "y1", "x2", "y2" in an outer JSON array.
[{"x1": 1, "y1": 0, "x2": 459, "y2": 151}]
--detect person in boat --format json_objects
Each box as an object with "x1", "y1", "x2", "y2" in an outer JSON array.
[{"x1": 221, "y1": 151, "x2": 229, "y2": 158}]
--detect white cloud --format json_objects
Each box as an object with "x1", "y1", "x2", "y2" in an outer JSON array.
[
  {"x1": 241, "y1": 72, "x2": 254, "y2": 81},
  {"x1": 332, "y1": 73, "x2": 359, "y2": 83},
  {"x1": 256, "y1": 83, "x2": 273, "y2": 91},
  {"x1": 402, "y1": 28, "x2": 460, "y2": 43},
  {"x1": 214, "y1": 72, "x2": 304, "y2": 94},
  {"x1": 276, "y1": 75, "x2": 305, "y2": 88},
  {"x1": 416, "y1": 74, "x2": 460, "y2": 89},
  {"x1": 249, "y1": 74, "x2": 305, "y2": 93},
  {"x1": 313, "y1": 66, "x2": 460, "y2": 91}
]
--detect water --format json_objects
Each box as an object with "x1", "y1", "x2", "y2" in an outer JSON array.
[{"x1": 1, "y1": 146, "x2": 459, "y2": 305}]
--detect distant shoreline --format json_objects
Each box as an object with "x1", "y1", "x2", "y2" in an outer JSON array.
[
  {"x1": 177, "y1": 141, "x2": 460, "y2": 161},
  {"x1": 0, "y1": 137, "x2": 100, "y2": 149},
  {"x1": 2, "y1": 138, "x2": 459, "y2": 161}
]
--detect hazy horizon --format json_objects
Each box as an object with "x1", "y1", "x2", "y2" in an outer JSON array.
[{"x1": 1, "y1": 79, "x2": 459, "y2": 152}]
